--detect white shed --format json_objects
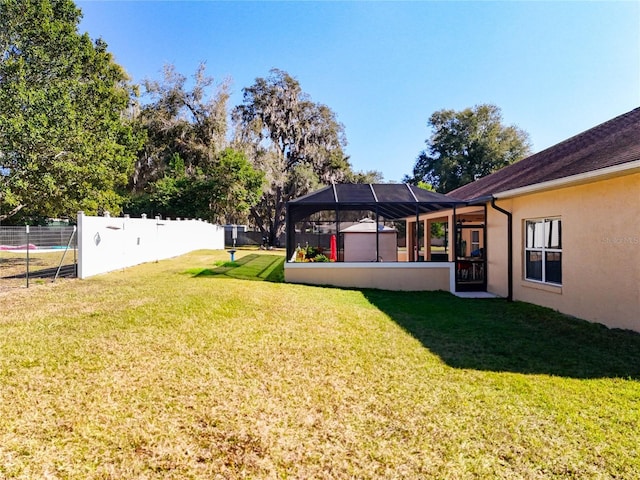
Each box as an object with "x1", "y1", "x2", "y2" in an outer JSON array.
[{"x1": 342, "y1": 219, "x2": 397, "y2": 262}]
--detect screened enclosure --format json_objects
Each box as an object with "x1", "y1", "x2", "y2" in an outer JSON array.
[{"x1": 285, "y1": 184, "x2": 464, "y2": 263}]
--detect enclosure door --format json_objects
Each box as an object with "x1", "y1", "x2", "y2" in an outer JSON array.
[
  {"x1": 407, "y1": 220, "x2": 425, "y2": 262},
  {"x1": 454, "y1": 223, "x2": 486, "y2": 292}
]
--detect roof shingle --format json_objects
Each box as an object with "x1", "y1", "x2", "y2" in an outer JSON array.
[{"x1": 448, "y1": 107, "x2": 640, "y2": 201}]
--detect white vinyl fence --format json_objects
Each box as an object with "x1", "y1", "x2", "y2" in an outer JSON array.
[{"x1": 77, "y1": 212, "x2": 224, "y2": 279}]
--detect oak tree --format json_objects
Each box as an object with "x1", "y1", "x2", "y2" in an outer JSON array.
[
  {"x1": 128, "y1": 65, "x2": 263, "y2": 224},
  {"x1": 408, "y1": 104, "x2": 531, "y2": 193},
  {"x1": 131, "y1": 63, "x2": 230, "y2": 192},
  {"x1": 233, "y1": 69, "x2": 352, "y2": 244},
  {"x1": 0, "y1": 0, "x2": 140, "y2": 222}
]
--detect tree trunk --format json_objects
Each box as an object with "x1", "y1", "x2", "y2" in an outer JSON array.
[
  {"x1": 269, "y1": 186, "x2": 283, "y2": 247},
  {"x1": 0, "y1": 204, "x2": 24, "y2": 222}
]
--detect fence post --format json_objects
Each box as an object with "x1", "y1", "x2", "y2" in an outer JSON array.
[
  {"x1": 77, "y1": 211, "x2": 84, "y2": 279},
  {"x1": 53, "y1": 225, "x2": 77, "y2": 282},
  {"x1": 155, "y1": 216, "x2": 161, "y2": 263},
  {"x1": 74, "y1": 227, "x2": 77, "y2": 278},
  {"x1": 25, "y1": 225, "x2": 30, "y2": 288}
]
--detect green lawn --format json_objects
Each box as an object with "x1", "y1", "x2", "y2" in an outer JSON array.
[{"x1": 1, "y1": 248, "x2": 638, "y2": 479}]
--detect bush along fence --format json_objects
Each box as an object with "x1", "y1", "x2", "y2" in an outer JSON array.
[{"x1": 77, "y1": 212, "x2": 225, "y2": 279}]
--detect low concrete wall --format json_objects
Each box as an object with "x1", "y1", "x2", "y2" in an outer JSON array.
[
  {"x1": 77, "y1": 212, "x2": 224, "y2": 279},
  {"x1": 285, "y1": 262, "x2": 454, "y2": 292}
]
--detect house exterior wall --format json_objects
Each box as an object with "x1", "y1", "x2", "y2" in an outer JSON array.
[
  {"x1": 486, "y1": 204, "x2": 510, "y2": 298},
  {"x1": 489, "y1": 172, "x2": 640, "y2": 332}
]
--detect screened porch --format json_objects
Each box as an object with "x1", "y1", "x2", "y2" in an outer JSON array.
[{"x1": 284, "y1": 184, "x2": 488, "y2": 292}]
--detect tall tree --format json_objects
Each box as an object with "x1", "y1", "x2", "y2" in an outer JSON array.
[
  {"x1": 126, "y1": 148, "x2": 264, "y2": 224},
  {"x1": 345, "y1": 169, "x2": 385, "y2": 184},
  {"x1": 0, "y1": 0, "x2": 141, "y2": 222},
  {"x1": 407, "y1": 104, "x2": 531, "y2": 193},
  {"x1": 233, "y1": 69, "x2": 351, "y2": 244},
  {"x1": 128, "y1": 64, "x2": 263, "y2": 224},
  {"x1": 131, "y1": 63, "x2": 229, "y2": 192}
]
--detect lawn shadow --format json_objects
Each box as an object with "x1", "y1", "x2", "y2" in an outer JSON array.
[
  {"x1": 362, "y1": 289, "x2": 640, "y2": 380},
  {"x1": 1, "y1": 255, "x2": 77, "y2": 279}
]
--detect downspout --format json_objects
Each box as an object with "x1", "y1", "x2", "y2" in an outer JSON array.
[{"x1": 490, "y1": 197, "x2": 512, "y2": 301}]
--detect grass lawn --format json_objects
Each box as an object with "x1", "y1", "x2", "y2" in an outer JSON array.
[
  {"x1": 1, "y1": 249, "x2": 77, "y2": 291},
  {"x1": 1, "y1": 248, "x2": 638, "y2": 479}
]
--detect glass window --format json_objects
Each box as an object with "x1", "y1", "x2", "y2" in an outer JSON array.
[
  {"x1": 526, "y1": 220, "x2": 545, "y2": 248},
  {"x1": 546, "y1": 219, "x2": 562, "y2": 249},
  {"x1": 471, "y1": 230, "x2": 480, "y2": 255},
  {"x1": 525, "y1": 218, "x2": 562, "y2": 285},
  {"x1": 545, "y1": 252, "x2": 562, "y2": 284},
  {"x1": 526, "y1": 251, "x2": 543, "y2": 281}
]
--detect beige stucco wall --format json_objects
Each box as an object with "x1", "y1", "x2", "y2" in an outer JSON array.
[
  {"x1": 486, "y1": 204, "x2": 510, "y2": 298},
  {"x1": 490, "y1": 172, "x2": 640, "y2": 332},
  {"x1": 285, "y1": 263, "x2": 453, "y2": 291}
]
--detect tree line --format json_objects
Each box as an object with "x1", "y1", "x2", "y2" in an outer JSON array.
[{"x1": 1, "y1": 0, "x2": 531, "y2": 243}]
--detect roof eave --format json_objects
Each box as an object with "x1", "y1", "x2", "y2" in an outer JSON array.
[{"x1": 492, "y1": 160, "x2": 640, "y2": 200}]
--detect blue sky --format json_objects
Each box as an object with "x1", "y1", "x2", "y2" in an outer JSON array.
[{"x1": 77, "y1": 1, "x2": 640, "y2": 183}]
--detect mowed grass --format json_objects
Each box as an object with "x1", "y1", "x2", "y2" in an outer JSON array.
[
  {"x1": 1, "y1": 250, "x2": 76, "y2": 281},
  {"x1": 0, "y1": 248, "x2": 639, "y2": 479},
  {"x1": 186, "y1": 252, "x2": 284, "y2": 282}
]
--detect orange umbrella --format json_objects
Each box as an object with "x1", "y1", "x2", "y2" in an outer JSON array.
[{"x1": 330, "y1": 234, "x2": 337, "y2": 261}]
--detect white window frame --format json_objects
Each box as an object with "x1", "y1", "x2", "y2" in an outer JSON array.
[{"x1": 524, "y1": 217, "x2": 562, "y2": 285}]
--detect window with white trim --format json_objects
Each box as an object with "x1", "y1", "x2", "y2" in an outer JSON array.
[{"x1": 525, "y1": 218, "x2": 562, "y2": 285}]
